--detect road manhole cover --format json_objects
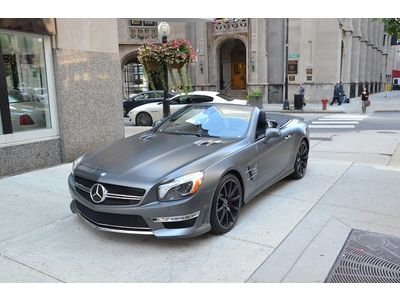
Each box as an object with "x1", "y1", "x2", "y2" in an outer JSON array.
[{"x1": 325, "y1": 230, "x2": 400, "y2": 283}]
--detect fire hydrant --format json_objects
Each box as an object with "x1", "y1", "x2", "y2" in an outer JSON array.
[{"x1": 321, "y1": 98, "x2": 328, "y2": 110}]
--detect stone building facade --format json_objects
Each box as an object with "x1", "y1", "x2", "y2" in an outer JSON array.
[
  {"x1": 286, "y1": 18, "x2": 399, "y2": 102},
  {"x1": 119, "y1": 18, "x2": 400, "y2": 104},
  {"x1": 0, "y1": 19, "x2": 124, "y2": 176}
]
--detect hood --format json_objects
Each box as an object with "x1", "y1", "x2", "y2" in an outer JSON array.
[
  {"x1": 230, "y1": 99, "x2": 247, "y2": 105},
  {"x1": 78, "y1": 131, "x2": 239, "y2": 184}
]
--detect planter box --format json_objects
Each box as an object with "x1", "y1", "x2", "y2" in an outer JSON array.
[{"x1": 247, "y1": 96, "x2": 263, "y2": 109}]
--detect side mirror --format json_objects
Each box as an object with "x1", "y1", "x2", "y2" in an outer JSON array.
[
  {"x1": 264, "y1": 128, "x2": 281, "y2": 142},
  {"x1": 153, "y1": 120, "x2": 163, "y2": 128}
]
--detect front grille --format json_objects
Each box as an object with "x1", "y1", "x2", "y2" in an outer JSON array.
[
  {"x1": 74, "y1": 176, "x2": 145, "y2": 205},
  {"x1": 75, "y1": 201, "x2": 150, "y2": 231}
]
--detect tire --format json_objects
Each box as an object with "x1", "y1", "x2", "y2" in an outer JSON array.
[
  {"x1": 123, "y1": 108, "x2": 127, "y2": 117},
  {"x1": 136, "y1": 112, "x2": 153, "y2": 126},
  {"x1": 289, "y1": 139, "x2": 309, "y2": 179},
  {"x1": 210, "y1": 174, "x2": 242, "y2": 235}
]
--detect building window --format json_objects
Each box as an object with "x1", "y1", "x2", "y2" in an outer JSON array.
[
  {"x1": 123, "y1": 62, "x2": 148, "y2": 97},
  {"x1": 288, "y1": 60, "x2": 298, "y2": 75},
  {"x1": 0, "y1": 30, "x2": 58, "y2": 145}
]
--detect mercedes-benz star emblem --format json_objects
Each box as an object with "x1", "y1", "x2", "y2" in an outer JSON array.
[{"x1": 90, "y1": 183, "x2": 107, "y2": 203}]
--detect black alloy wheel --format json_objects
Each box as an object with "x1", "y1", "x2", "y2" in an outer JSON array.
[
  {"x1": 210, "y1": 174, "x2": 242, "y2": 235},
  {"x1": 136, "y1": 112, "x2": 153, "y2": 126},
  {"x1": 289, "y1": 139, "x2": 309, "y2": 179}
]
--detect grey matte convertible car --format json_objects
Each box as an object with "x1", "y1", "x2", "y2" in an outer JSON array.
[{"x1": 69, "y1": 103, "x2": 309, "y2": 238}]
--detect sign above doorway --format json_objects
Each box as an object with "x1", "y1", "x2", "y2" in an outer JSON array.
[{"x1": 288, "y1": 53, "x2": 300, "y2": 59}]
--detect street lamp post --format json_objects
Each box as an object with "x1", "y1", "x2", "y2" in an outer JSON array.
[
  {"x1": 283, "y1": 18, "x2": 290, "y2": 110},
  {"x1": 158, "y1": 22, "x2": 171, "y2": 118}
]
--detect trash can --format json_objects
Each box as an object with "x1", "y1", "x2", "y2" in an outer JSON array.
[
  {"x1": 321, "y1": 98, "x2": 328, "y2": 110},
  {"x1": 294, "y1": 94, "x2": 304, "y2": 109}
]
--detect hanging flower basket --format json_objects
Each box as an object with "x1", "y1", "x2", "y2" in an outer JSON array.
[
  {"x1": 146, "y1": 59, "x2": 159, "y2": 72},
  {"x1": 137, "y1": 39, "x2": 197, "y2": 94},
  {"x1": 137, "y1": 43, "x2": 162, "y2": 72},
  {"x1": 172, "y1": 62, "x2": 185, "y2": 69},
  {"x1": 163, "y1": 39, "x2": 197, "y2": 69}
]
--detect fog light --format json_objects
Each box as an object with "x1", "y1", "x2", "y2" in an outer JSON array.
[{"x1": 152, "y1": 211, "x2": 200, "y2": 223}]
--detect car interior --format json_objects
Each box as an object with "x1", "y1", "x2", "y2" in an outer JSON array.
[{"x1": 255, "y1": 112, "x2": 293, "y2": 140}]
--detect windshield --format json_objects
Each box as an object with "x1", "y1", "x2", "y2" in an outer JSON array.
[{"x1": 156, "y1": 105, "x2": 253, "y2": 139}]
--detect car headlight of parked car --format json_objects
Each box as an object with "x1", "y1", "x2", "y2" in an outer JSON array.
[
  {"x1": 158, "y1": 171, "x2": 204, "y2": 201},
  {"x1": 72, "y1": 155, "x2": 84, "y2": 175}
]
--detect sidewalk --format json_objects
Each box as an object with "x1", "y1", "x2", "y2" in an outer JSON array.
[
  {"x1": 1, "y1": 92, "x2": 400, "y2": 282},
  {"x1": 263, "y1": 90, "x2": 400, "y2": 114}
]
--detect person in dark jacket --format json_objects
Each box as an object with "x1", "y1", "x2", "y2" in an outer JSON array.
[
  {"x1": 361, "y1": 85, "x2": 369, "y2": 114},
  {"x1": 330, "y1": 82, "x2": 341, "y2": 105}
]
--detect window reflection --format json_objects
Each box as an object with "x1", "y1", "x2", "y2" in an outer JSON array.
[{"x1": 1, "y1": 32, "x2": 51, "y2": 133}]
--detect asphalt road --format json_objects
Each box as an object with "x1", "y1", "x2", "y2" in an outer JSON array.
[{"x1": 284, "y1": 111, "x2": 400, "y2": 134}]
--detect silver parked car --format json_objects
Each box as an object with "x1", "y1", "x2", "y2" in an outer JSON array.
[{"x1": 69, "y1": 104, "x2": 309, "y2": 238}]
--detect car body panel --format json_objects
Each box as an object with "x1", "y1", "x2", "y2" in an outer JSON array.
[
  {"x1": 70, "y1": 104, "x2": 309, "y2": 238},
  {"x1": 127, "y1": 91, "x2": 247, "y2": 125},
  {"x1": 123, "y1": 90, "x2": 175, "y2": 116}
]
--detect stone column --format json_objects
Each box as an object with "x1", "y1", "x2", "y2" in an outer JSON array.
[
  {"x1": 341, "y1": 19, "x2": 353, "y2": 96},
  {"x1": 358, "y1": 19, "x2": 368, "y2": 95},
  {"x1": 365, "y1": 19, "x2": 374, "y2": 90},
  {"x1": 376, "y1": 22, "x2": 384, "y2": 91},
  {"x1": 372, "y1": 21, "x2": 381, "y2": 92},
  {"x1": 350, "y1": 19, "x2": 361, "y2": 98},
  {"x1": 54, "y1": 19, "x2": 124, "y2": 162}
]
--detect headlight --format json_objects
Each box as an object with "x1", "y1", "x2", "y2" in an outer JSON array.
[
  {"x1": 72, "y1": 156, "x2": 84, "y2": 175},
  {"x1": 158, "y1": 171, "x2": 204, "y2": 201}
]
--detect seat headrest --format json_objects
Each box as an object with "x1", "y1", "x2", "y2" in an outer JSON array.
[{"x1": 258, "y1": 111, "x2": 267, "y2": 127}]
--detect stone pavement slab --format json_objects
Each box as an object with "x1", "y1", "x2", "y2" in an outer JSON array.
[
  {"x1": 1, "y1": 152, "x2": 400, "y2": 283},
  {"x1": 248, "y1": 161, "x2": 400, "y2": 283},
  {"x1": 0, "y1": 216, "x2": 273, "y2": 283},
  {"x1": 320, "y1": 164, "x2": 400, "y2": 216},
  {"x1": 0, "y1": 255, "x2": 61, "y2": 283},
  {"x1": 282, "y1": 217, "x2": 351, "y2": 283},
  {"x1": 266, "y1": 159, "x2": 352, "y2": 203},
  {"x1": 226, "y1": 195, "x2": 314, "y2": 248},
  {"x1": 0, "y1": 179, "x2": 71, "y2": 242}
]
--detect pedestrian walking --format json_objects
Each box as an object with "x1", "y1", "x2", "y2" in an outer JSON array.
[
  {"x1": 330, "y1": 82, "x2": 341, "y2": 105},
  {"x1": 298, "y1": 83, "x2": 306, "y2": 107},
  {"x1": 338, "y1": 81, "x2": 344, "y2": 100},
  {"x1": 298, "y1": 83, "x2": 305, "y2": 96},
  {"x1": 361, "y1": 85, "x2": 370, "y2": 114}
]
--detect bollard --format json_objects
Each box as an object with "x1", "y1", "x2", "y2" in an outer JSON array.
[{"x1": 321, "y1": 98, "x2": 328, "y2": 110}]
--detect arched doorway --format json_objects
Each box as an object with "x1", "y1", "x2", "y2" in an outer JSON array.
[{"x1": 218, "y1": 39, "x2": 247, "y2": 91}]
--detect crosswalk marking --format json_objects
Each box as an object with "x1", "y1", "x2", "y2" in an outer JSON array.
[
  {"x1": 312, "y1": 121, "x2": 359, "y2": 124},
  {"x1": 309, "y1": 125, "x2": 355, "y2": 129},
  {"x1": 324, "y1": 114, "x2": 368, "y2": 118},
  {"x1": 318, "y1": 118, "x2": 364, "y2": 121},
  {"x1": 310, "y1": 114, "x2": 368, "y2": 129}
]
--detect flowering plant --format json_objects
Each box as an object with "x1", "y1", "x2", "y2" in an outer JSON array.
[
  {"x1": 137, "y1": 39, "x2": 197, "y2": 94},
  {"x1": 163, "y1": 39, "x2": 197, "y2": 69},
  {"x1": 137, "y1": 43, "x2": 163, "y2": 70}
]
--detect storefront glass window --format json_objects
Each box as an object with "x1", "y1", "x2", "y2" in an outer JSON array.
[{"x1": 1, "y1": 32, "x2": 51, "y2": 133}]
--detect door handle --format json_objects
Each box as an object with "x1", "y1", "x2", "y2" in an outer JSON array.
[{"x1": 285, "y1": 134, "x2": 292, "y2": 140}]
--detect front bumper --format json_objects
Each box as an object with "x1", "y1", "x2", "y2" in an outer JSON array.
[{"x1": 68, "y1": 174, "x2": 212, "y2": 238}]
